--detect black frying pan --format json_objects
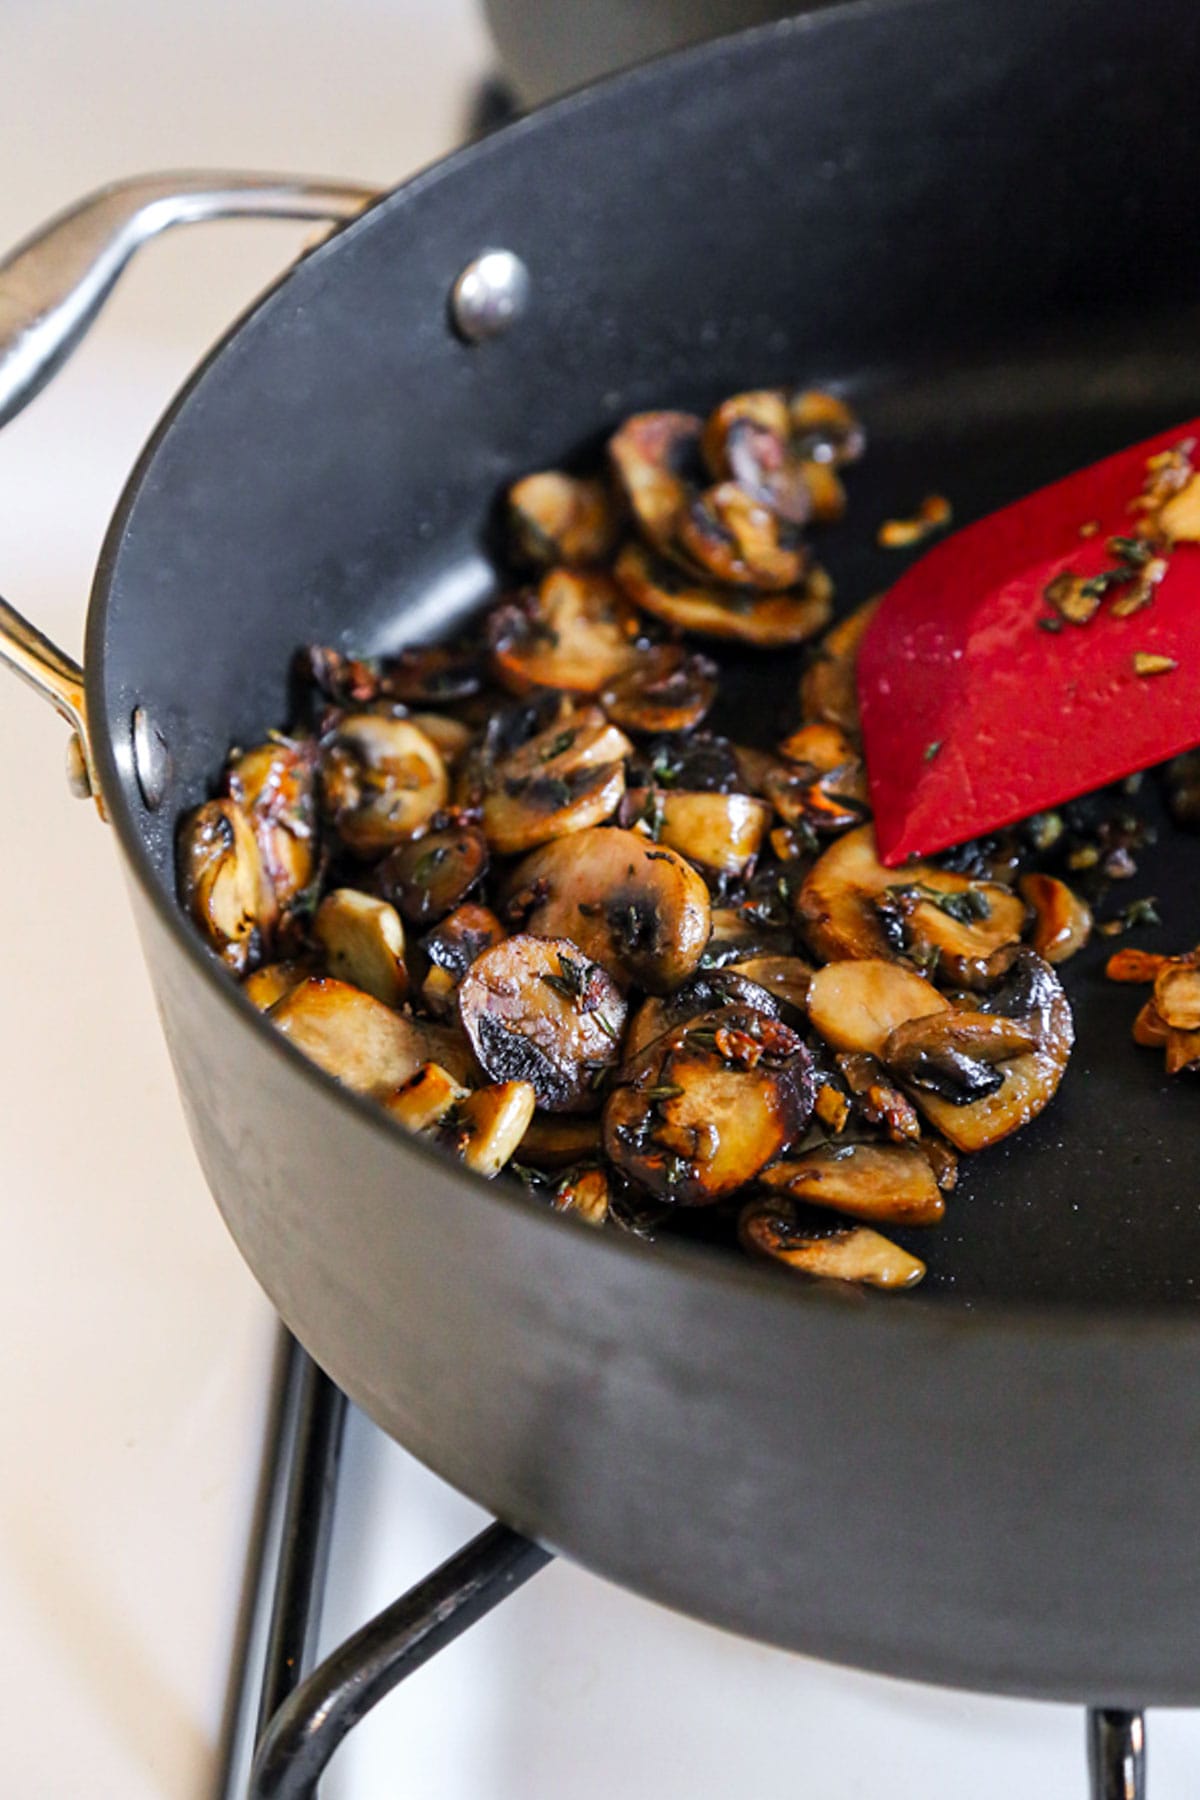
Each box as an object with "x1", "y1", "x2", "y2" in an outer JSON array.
[{"x1": 4, "y1": 0, "x2": 1200, "y2": 1706}]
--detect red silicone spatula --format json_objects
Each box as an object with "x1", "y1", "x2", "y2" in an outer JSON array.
[{"x1": 858, "y1": 420, "x2": 1200, "y2": 866}]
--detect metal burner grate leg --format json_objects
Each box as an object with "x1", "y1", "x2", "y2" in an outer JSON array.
[{"x1": 1088, "y1": 1708, "x2": 1146, "y2": 1800}]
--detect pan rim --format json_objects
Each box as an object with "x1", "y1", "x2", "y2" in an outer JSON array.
[{"x1": 84, "y1": 0, "x2": 1200, "y2": 1338}]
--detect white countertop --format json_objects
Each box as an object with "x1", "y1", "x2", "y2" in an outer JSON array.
[{"x1": 2, "y1": 4, "x2": 1197, "y2": 1795}]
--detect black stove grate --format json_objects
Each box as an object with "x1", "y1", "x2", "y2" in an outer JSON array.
[{"x1": 216, "y1": 1328, "x2": 1147, "y2": 1800}]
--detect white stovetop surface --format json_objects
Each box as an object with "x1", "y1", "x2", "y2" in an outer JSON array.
[{"x1": 2, "y1": 3, "x2": 1195, "y2": 1795}]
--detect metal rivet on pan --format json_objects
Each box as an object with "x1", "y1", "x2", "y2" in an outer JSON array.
[
  {"x1": 132, "y1": 705, "x2": 170, "y2": 811},
  {"x1": 64, "y1": 731, "x2": 92, "y2": 800},
  {"x1": 450, "y1": 249, "x2": 530, "y2": 343}
]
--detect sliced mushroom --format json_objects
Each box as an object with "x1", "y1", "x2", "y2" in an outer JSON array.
[
  {"x1": 598, "y1": 645, "x2": 718, "y2": 735},
  {"x1": 507, "y1": 471, "x2": 618, "y2": 568},
  {"x1": 1165, "y1": 1028, "x2": 1200, "y2": 1075},
  {"x1": 321, "y1": 715, "x2": 448, "y2": 857},
  {"x1": 1154, "y1": 962, "x2": 1200, "y2": 1031},
  {"x1": 615, "y1": 540, "x2": 833, "y2": 648},
  {"x1": 760, "y1": 1142, "x2": 945, "y2": 1226},
  {"x1": 904, "y1": 950, "x2": 1073, "y2": 1152},
  {"x1": 701, "y1": 388, "x2": 862, "y2": 523},
  {"x1": 419, "y1": 902, "x2": 507, "y2": 1016},
  {"x1": 404, "y1": 712, "x2": 473, "y2": 766},
  {"x1": 798, "y1": 595, "x2": 882, "y2": 734},
  {"x1": 763, "y1": 756, "x2": 869, "y2": 836},
  {"x1": 882, "y1": 1010, "x2": 1039, "y2": 1106},
  {"x1": 608, "y1": 410, "x2": 705, "y2": 555},
  {"x1": 1019, "y1": 873, "x2": 1092, "y2": 964},
  {"x1": 702, "y1": 905, "x2": 795, "y2": 969},
  {"x1": 482, "y1": 708, "x2": 632, "y2": 856},
  {"x1": 624, "y1": 968, "x2": 782, "y2": 1060},
  {"x1": 655, "y1": 790, "x2": 772, "y2": 876},
  {"x1": 378, "y1": 825, "x2": 489, "y2": 926},
  {"x1": 740, "y1": 1197, "x2": 924, "y2": 1289},
  {"x1": 488, "y1": 568, "x2": 640, "y2": 696},
  {"x1": 788, "y1": 389, "x2": 867, "y2": 469},
  {"x1": 777, "y1": 721, "x2": 859, "y2": 773},
  {"x1": 504, "y1": 827, "x2": 710, "y2": 993},
  {"x1": 269, "y1": 976, "x2": 472, "y2": 1096},
  {"x1": 242, "y1": 959, "x2": 318, "y2": 1010},
  {"x1": 516, "y1": 1113, "x2": 603, "y2": 1169},
  {"x1": 457, "y1": 935, "x2": 627, "y2": 1112},
  {"x1": 603, "y1": 1007, "x2": 814, "y2": 1205},
  {"x1": 449, "y1": 1081, "x2": 538, "y2": 1176},
  {"x1": 177, "y1": 798, "x2": 270, "y2": 976},
  {"x1": 552, "y1": 1165, "x2": 611, "y2": 1226},
  {"x1": 225, "y1": 738, "x2": 318, "y2": 911},
  {"x1": 382, "y1": 1062, "x2": 468, "y2": 1134},
  {"x1": 313, "y1": 889, "x2": 408, "y2": 1007},
  {"x1": 807, "y1": 957, "x2": 948, "y2": 1058},
  {"x1": 1133, "y1": 999, "x2": 1169, "y2": 1047},
  {"x1": 726, "y1": 955, "x2": 813, "y2": 1023},
  {"x1": 798, "y1": 825, "x2": 1023, "y2": 966},
  {"x1": 1106, "y1": 948, "x2": 1173, "y2": 984},
  {"x1": 676, "y1": 482, "x2": 809, "y2": 590},
  {"x1": 378, "y1": 645, "x2": 483, "y2": 705}
]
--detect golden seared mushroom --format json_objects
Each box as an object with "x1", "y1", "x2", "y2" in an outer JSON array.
[
  {"x1": 603, "y1": 1007, "x2": 815, "y2": 1205},
  {"x1": 798, "y1": 824, "x2": 1023, "y2": 965},
  {"x1": 243, "y1": 958, "x2": 319, "y2": 1011},
  {"x1": 807, "y1": 957, "x2": 948, "y2": 1057},
  {"x1": 1153, "y1": 961, "x2": 1200, "y2": 1031},
  {"x1": 488, "y1": 568, "x2": 641, "y2": 696},
  {"x1": 404, "y1": 712, "x2": 473, "y2": 766},
  {"x1": 504, "y1": 827, "x2": 710, "y2": 993},
  {"x1": 321, "y1": 715, "x2": 448, "y2": 857},
  {"x1": 777, "y1": 721, "x2": 859, "y2": 772},
  {"x1": 760, "y1": 1142, "x2": 946, "y2": 1227},
  {"x1": 676, "y1": 481, "x2": 809, "y2": 590},
  {"x1": 615, "y1": 541, "x2": 833, "y2": 648},
  {"x1": 482, "y1": 708, "x2": 632, "y2": 856},
  {"x1": 740, "y1": 1196, "x2": 925, "y2": 1290},
  {"x1": 382, "y1": 1061, "x2": 468, "y2": 1134},
  {"x1": 701, "y1": 389, "x2": 863, "y2": 525},
  {"x1": 798, "y1": 595, "x2": 882, "y2": 734},
  {"x1": 598, "y1": 645, "x2": 718, "y2": 736},
  {"x1": 457, "y1": 935, "x2": 627, "y2": 1112},
  {"x1": 448, "y1": 1081, "x2": 538, "y2": 1177},
  {"x1": 516, "y1": 1113, "x2": 603, "y2": 1169},
  {"x1": 178, "y1": 797, "x2": 271, "y2": 976},
  {"x1": 378, "y1": 645, "x2": 483, "y2": 706},
  {"x1": 269, "y1": 976, "x2": 472, "y2": 1097},
  {"x1": 1105, "y1": 947, "x2": 1172, "y2": 984},
  {"x1": 882, "y1": 1010, "x2": 1039, "y2": 1105},
  {"x1": 727, "y1": 955, "x2": 813, "y2": 1023},
  {"x1": 608, "y1": 410, "x2": 704, "y2": 555},
  {"x1": 624, "y1": 968, "x2": 782, "y2": 1060},
  {"x1": 704, "y1": 905, "x2": 795, "y2": 968},
  {"x1": 1018, "y1": 873, "x2": 1093, "y2": 964},
  {"x1": 552, "y1": 1165, "x2": 610, "y2": 1226},
  {"x1": 225, "y1": 738, "x2": 318, "y2": 913},
  {"x1": 507, "y1": 471, "x2": 618, "y2": 568},
  {"x1": 378, "y1": 825, "x2": 489, "y2": 927},
  {"x1": 890, "y1": 950, "x2": 1074, "y2": 1152},
  {"x1": 789, "y1": 389, "x2": 867, "y2": 469},
  {"x1": 655, "y1": 790, "x2": 773, "y2": 876},
  {"x1": 764, "y1": 755, "x2": 869, "y2": 836},
  {"x1": 313, "y1": 889, "x2": 408, "y2": 1007},
  {"x1": 419, "y1": 903, "x2": 507, "y2": 1018}
]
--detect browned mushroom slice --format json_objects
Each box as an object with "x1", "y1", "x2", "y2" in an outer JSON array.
[
  {"x1": 624, "y1": 968, "x2": 782, "y2": 1060},
  {"x1": 603, "y1": 1007, "x2": 814, "y2": 1205},
  {"x1": 1018, "y1": 874, "x2": 1092, "y2": 964},
  {"x1": 788, "y1": 389, "x2": 867, "y2": 469},
  {"x1": 835, "y1": 1054, "x2": 923, "y2": 1142},
  {"x1": 552, "y1": 1165, "x2": 611, "y2": 1226},
  {"x1": 313, "y1": 889, "x2": 408, "y2": 1007},
  {"x1": 507, "y1": 471, "x2": 618, "y2": 568},
  {"x1": 807, "y1": 957, "x2": 948, "y2": 1057},
  {"x1": 700, "y1": 389, "x2": 861, "y2": 524},
  {"x1": 882, "y1": 1010, "x2": 1039, "y2": 1106},
  {"x1": 616, "y1": 540, "x2": 833, "y2": 648},
  {"x1": 382, "y1": 1061, "x2": 468, "y2": 1134},
  {"x1": 1106, "y1": 947, "x2": 1173, "y2": 983},
  {"x1": 740, "y1": 1196, "x2": 924, "y2": 1289},
  {"x1": 488, "y1": 569, "x2": 641, "y2": 696},
  {"x1": 798, "y1": 824, "x2": 1022, "y2": 965},
  {"x1": 242, "y1": 958, "x2": 319, "y2": 1011},
  {"x1": 377, "y1": 645, "x2": 483, "y2": 705},
  {"x1": 504, "y1": 828, "x2": 710, "y2": 993},
  {"x1": 377, "y1": 825, "x2": 489, "y2": 926},
  {"x1": 902, "y1": 951, "x2": 1073, "y2": 1153},
  {"x1": 1165, "y1": 1029, "x2": 1200, "y2": 1075},
  {"x1": 457, "y1": 935, "x2": 627, "y2": 1112},
  {"x1": 763, "y1": 756, "x2": 869, "y2": 835},
  {"x1": 321, "y1": 715, "x2": 449, "y2": 857},
  {"x1": 1133, "y1": 999, "x2": 1169, "y2": 1047},
  {"x1": 405, "y1": 713, "x2": 473, "y2": 766},
  {"x1": 598, "y1": 645, "x2": 718, "y2": 735},
  {"x1": 777, "y1": 721, "x2": 859, "y2": 772},
  {"x1": 1154, "y1": 962, "x2": 1200, "y2": 1031},
  {"x1": 703, "y1": 906, "x2": 795, "y2": 969},
  {"x1": 482, "y1": 709, "x2": 632, "y2": 856},
  {"x1": 608, "y1": 411, "x2": 704, "y2": 554},
  {"x1": 919, "y1": 1137, "x2": 959, "y2": 1193},
  {"x1": 760, "y1": 1142, "x2": 945, "y2": 1227},
  {"x1": 449, "y1": 1081, "x2": 538, "y2": 1176},
  {"x1": 726, "y1": 955, "x2": 813, "y2": 1023},
  {"x1": 225, "y1": 738, "x2": 318, "y2": 910},
  {"x1": 516, "y1": 1113, "x2": 603, "y2": 1169},
  {"x1": 798, "y1": 595, "x2": 882, "y2": 733},
  {"x1": 420, "y1": 903, "x2": 508, "y2": 1017},
  {"x1": 269, "y1": 976, "x2": 472, "y2": 1096},
  {"x1": 676, "y1": 482, "x2": 809, "y2": 590},
  {"x1": 178, "y1": 797, "x2": 270, "y2": 976},
  {"x1": 656, "y1": 790, "x2": 773, "y2": 876}
]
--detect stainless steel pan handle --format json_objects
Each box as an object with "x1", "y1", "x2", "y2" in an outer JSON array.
[{"x1": 0, "y1": 171, "x2": 378, "y2": 810}]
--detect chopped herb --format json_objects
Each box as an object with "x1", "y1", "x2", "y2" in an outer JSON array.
[
  {"x1": 539, "y1": 729, "x2": 577, "y2": 762},
  {"x1": 592, "y1": 1010, "x2": 619, "y2": 1042},
  {"x1": 889, "y1": 880, "x2": 992, "y2": 924},
  {"x1": 541, "y1": 951, "x2": 592, "y2": 1005},
  {"x1": 1037, "y1": 615, "x2": 1064, "y2": 634},
  {"x1": 923, "y1": 740, "x2": 942, "y2": 763},
  {"x1": 1099, "y1": 896, "x2": 1162, "y2": 937},
  {"x1": 411, "y1": 844, "x2": 449, "y2": 884},
  {"x1": 644, "y1": 1084, "x2": 684, "y2": 1101},
  {"x1": 1108, "y1": 535, "x2": 1154, "y2": 567}
]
